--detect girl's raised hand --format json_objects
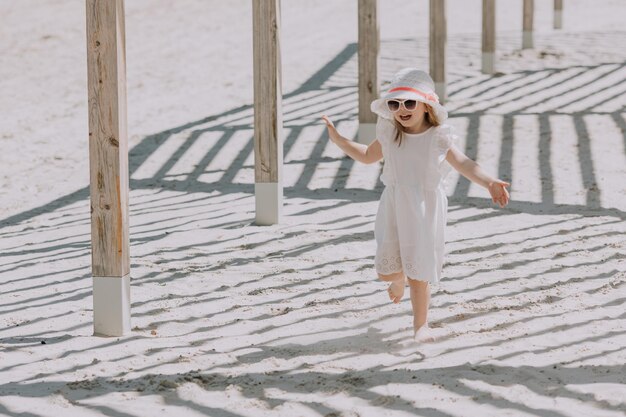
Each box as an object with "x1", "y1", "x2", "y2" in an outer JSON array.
[
  {"x1": 321, "y1": 115, "x2": 340, "y2": 143},
  {"x1": 488, "y1": 180, "x2": 510, "y2": 208}
]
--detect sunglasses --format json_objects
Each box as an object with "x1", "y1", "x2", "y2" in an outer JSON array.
[{"x1": 386, "y1": 99, "x2": 418, "y2": 112}]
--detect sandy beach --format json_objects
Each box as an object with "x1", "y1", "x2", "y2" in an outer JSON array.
[{"x1": 1, "y1": 1, "x2": 625, "y2": 416}]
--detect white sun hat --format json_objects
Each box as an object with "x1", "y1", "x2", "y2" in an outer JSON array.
[{"x1": 370, "y1": 68, "x2": 448, "y2": 122}]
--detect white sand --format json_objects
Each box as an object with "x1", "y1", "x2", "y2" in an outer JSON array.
[{"x1": 1, "y1": 1, "x2": 625, "y2": 416}]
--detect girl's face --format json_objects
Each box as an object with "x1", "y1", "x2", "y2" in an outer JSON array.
[{"x1": 390, "y1": 100, "x2": 429, "y2": 133}]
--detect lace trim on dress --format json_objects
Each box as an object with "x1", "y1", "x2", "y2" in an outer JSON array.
[
  {"x1": 375, "y1": 251, "x2": 403, "y2": 275},
  {"x1": 403, "y1": 259, "x2": 421, "y2": 278},
  {"x1": 376, "y1": 249, "x2": 425, "y2": 278}
]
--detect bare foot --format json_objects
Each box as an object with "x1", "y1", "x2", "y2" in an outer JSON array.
[
  {"x1": 387, "y1": 276, "x2": 406, "y2": 304},
  {"x1": 413, "y1": 324, "x2": 444, "y2": 343}
]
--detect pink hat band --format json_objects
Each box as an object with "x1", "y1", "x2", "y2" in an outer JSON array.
[{"x1": 388, "y1": 87, "x2": 440, "y2": 104}]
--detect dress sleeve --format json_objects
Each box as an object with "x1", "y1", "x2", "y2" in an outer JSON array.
[
  {"x1": 375, "y1": 117, "x2": 396, "y2": 146},
  {"x1": 434, "y1": 124, "x2": 458, "y2": 179}
]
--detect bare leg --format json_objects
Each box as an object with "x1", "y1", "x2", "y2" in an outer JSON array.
[
  {"x1": 378, "y1": 271, "x2": 406, "y2": 303},
  {"x1": 408, "y1": 278, "x2": 429, "y2": 330},
  {"x1": 408, "y1": 278, "x2": 440, "y2": 342}
]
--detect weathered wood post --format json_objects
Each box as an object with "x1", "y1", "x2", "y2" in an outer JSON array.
[
  {"x1": 523, "y1": 0, "x2": 534, "y2": 49},
  {"x1": 357, "y1": 0, "x2": 379, "y2": 144},
  {"x1": 482, "y1": 0, "x2": 496, "y2": 74},
  {"x1": 253, "y1": 0, "x2": 283, "y2": 225},
  {"x1": 554, "y1": 0, "x2": 563, "y2": 29},
  {"x1": 86, "y1": 0, "x2": 131, "y2": 336},
  {"x1": 430, "y1": 0, "x2": 447, "y2": 103}
]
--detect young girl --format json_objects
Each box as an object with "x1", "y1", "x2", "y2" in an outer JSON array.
[{"x1": 322, "y1": 68, "x2": 510, "y2": 343}]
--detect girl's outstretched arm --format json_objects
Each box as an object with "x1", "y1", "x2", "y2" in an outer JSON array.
[
  {"x1": 445, "y1": 145, "x2": 510, "y2": 207},
  {"x1": 322, "y1": 115, "x2": 382, "y2": 164}
]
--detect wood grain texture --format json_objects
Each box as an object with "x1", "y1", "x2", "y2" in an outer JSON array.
[
  {"x1": 253, "y1": 0, "x2": 283, "y2": 184},
  {"x1": 523, "y1": 0, "x2": 534, "y2": 31},
  {"x1": 523, "y1": 0, "x2": 534, "y2": 48},
  {"x1": 86, "y1": 0, "x2": 130, "y2": 277},
  {"x1": 554, "y1": 0, "x2": 563, "y2": 29},
  {"x1": 430, "y1": 0, "x2": 446, "y2": 100},
  {"x1": 482, "y1": 0, "x2": 495, "y2": 74},
  {"x1": 358, "y1": 0, "x2": 379, "y2": 124},
  {"x1": 482, "y1": 0, "x2": 495, "y2": 53}
]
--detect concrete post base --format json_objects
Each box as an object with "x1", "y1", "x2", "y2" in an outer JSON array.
[
  {"x1": 93, "y1": 275, "x2": 131, "y2": 337},
  {"x1": 482, "y1": 52, "x2": 495, "y2": 74},
  {"x1": 554, "y1": 11, "x2": 562, "y2": 29},
  {"x1": 255, "y1": 182, "x2": 282, "y2": 225},
  {"x1": 522, "y1": 31, "x2": 533, "y2": 49},
  {"x1": 357, "y1": 123, "x2": 376, "y2": 144}
]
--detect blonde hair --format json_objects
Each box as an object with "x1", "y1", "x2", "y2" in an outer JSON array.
[{"x1": 393, "y1": 104, "x2": 441, "y2": 145}]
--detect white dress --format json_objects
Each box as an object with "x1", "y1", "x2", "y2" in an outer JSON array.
[{"x1": 374, "y1": 118, "x2": 456, "y2": 283}]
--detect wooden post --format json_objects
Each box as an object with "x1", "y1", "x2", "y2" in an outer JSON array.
[
  {"x1": 357, "y1": 0, "x2": 379, "y2": 144},
  {"x1": 86, "y1": 0, "x2": 131, "y2": 336},
  {"x1": 430, "y1": 0, "x2": 447, "y2": 103},
  {"x1": 523, "y1": 0, "x2": 534, "y2": 49},
  {"x1": 554, "y1": 0, "x2": 563, "y2": 29},
  {"x1": 253, "y1": 0, "x2": 283, "y2": 225},
  {"x1": 482, "y1": 0, "x2": 496, "y2": 74}
]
